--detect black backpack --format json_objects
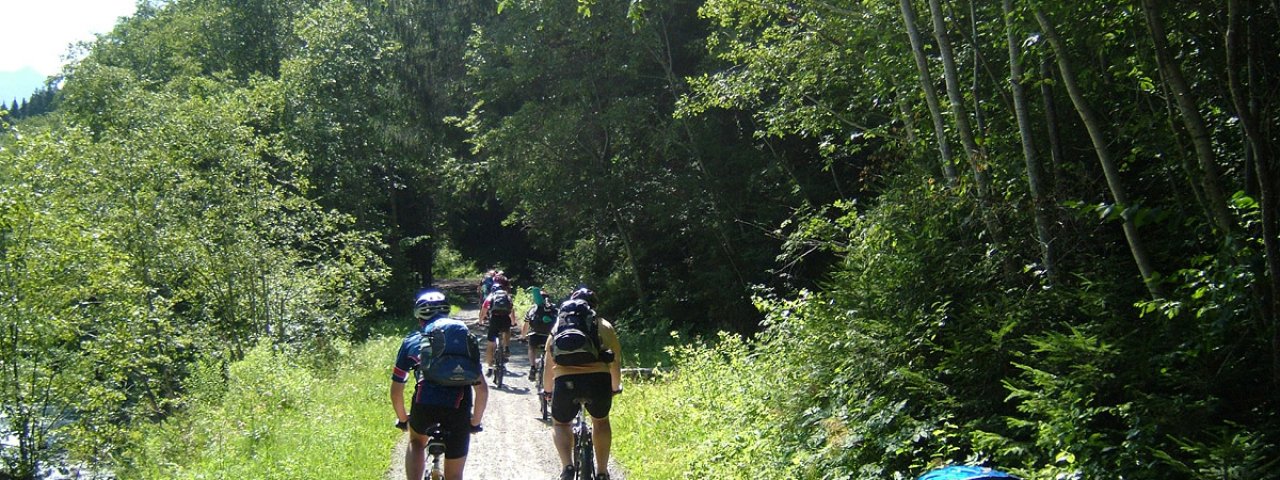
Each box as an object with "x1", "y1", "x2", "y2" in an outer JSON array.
[
  {"x1": 417, "y1": 319, "x2": 483, "y2": 387},
  {"x1": 525, "y1": 301, "x2": 557, "y2": 335},
  {"x1": 488, "y1": 290, "x2": 513, "y2": 317},
  {"x1": 551, "y1": 299, "x2": 606, "y2": 365}
]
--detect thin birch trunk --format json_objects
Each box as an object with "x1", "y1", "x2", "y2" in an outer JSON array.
[
  {"x1": 1003, "y1": 0, "x2": 1057, "y2": 282},
  {"x1": 1227, "y1": 0, "x2": 1280, "y2": 388},
  {"x1": 929, "y1": 0, "x2": 1006, "y2": 245},
  {"x1": 1040, "y1": 57, "x2": 1066, "y2": 192},
  {"x1": 900, "y1": 0, "x2": 960, "y2": 184},
  {"x1": 1141, "y1": 0, "x2": 1236, "y2": 236},
  {"x1": 1033, "y1": 4, "x2": 1162, "y2": 298}
]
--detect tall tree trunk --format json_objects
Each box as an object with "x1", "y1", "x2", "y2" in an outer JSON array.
[
  {"x1": 1003, "y1": 0, "x2": 1057, "y2": 283},
  {"x1": 1227, "y1": 0, "x2": 1280, "y2": 388},
  {"x1": 1141, "y1": 0, "x2": 1236, "y2": 237},
  {"x1": 1040, "y1": 57, "x2": 1066, "y2": 193},
  {"x1": 1033, "y1": 4, "x2": 1163, "y2": 299},
  {"x1": 969, "y1": 0, "x2": 989, "y2": 161},
  {"x1": 900, "y1": 0, "x2": 960, "y2": 184},
  {"x1": 611, "y1": 208, "x2": 649, "y2": 302},
  {"x1": 928, "y1": 0, "x2": 1007, "y2": 246}
]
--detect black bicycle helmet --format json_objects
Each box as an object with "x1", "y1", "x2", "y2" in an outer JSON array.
[
  {"x1": 558, "y1": 298, "x2": 595, "y2": 319},
  {"x1": 569, "y1": 286, "x2": 595, "y2": 307},
  {"x1": 413, "y1": 289, "x2": 449, "y2": 321}
]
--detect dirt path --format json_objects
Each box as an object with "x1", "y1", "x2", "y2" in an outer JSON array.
[{"x1": 385, "y1": 282, "x2": 625, "y2": 480}]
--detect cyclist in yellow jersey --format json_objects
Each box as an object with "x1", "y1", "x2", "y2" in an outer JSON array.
[{"x1": 541, "y1": 288, "x2": 622, "y2": 480}]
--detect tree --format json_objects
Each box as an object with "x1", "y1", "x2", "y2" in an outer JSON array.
[
  {"x1": 1002, "y1": 0, "x2": 1057, "y2": 282},
  {"x1": 1033, "y1": 3, "x2": 1161, "y2": 298}
]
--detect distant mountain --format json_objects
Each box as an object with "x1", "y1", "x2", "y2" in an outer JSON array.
[{"x1": 0, "y1": 67, "x2": 49, "y2": 106}]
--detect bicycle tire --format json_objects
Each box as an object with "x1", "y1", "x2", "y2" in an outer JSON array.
[
  {"x1": 539, "y1": 385, "x2": 549, "y2": 420},
  {"x1": 573, "y1": 412, "x2": 595, "y2": 480},
  {"x1": 490, "y1": 337, "x2": 505, "y2": 389},
  {"x1": 578, "y1": 434, "x2": 595, "y2": 480},
  {"x1": 532, "y1": 359, "x2": 549, "y2": 420}
]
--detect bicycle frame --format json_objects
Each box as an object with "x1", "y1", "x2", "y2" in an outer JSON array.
[
  {"x1": 424, "y1": 424, "x2": 447, "y2": 480},
  {"x1": 572, "y1": 403, "x2": 595, "y2": 480},
  {"x1": 491, "y1": 333, "x2": 508, "y2": 388},
  {"x1": 533, "y1": 356, "x2": 548, "y2": 420}
]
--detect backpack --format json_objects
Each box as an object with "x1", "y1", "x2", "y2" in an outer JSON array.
[
  {"x1": 917, "y1": 466, "x2": 1019, "y2": 480},
  {"x1": 551, "y1": 299, "x2": 605, "y2": 365},
  {"x1": 417, "y1": 319, "x2": 483, "y2": 386},
  {"x1": 525, "y1": 301, "x2": 557, "y2": 335},
  {"x1": 487, "y1": 290, "x2": 513, "y2": 317}
]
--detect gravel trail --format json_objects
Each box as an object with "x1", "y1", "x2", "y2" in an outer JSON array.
[{"x1": 385, "y1": 282, "x2": 626, "y2": 480}]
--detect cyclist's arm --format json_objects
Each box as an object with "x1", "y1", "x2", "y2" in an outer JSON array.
[
  {"x1": 471, "y1": 380, "x2": 488, "y2": 428},
  {"x1": 390, "y1": 381, "x2": 409, "y2": 423},
  {"x1": 600, "y1": 320, "x2": 623, "y2": 392},
  {"x1": 390, "y1": 342, "x2": 415, "y2": 423}
]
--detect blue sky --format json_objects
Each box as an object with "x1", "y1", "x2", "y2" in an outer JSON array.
[{"x1": 1, "y1": 0, "x2": 138, "y2": 104}]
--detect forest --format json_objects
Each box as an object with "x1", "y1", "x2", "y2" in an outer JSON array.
[{"x1": 1, "y1": 0, "x2": 1278, "y2": 478}]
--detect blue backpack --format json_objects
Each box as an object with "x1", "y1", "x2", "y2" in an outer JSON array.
[
  {"x1": 417, "y1": 319, "x2": 482, "y2": 387},
  {"x1": 917, "y1": 466, "x2": 1019, "y2": 480}
]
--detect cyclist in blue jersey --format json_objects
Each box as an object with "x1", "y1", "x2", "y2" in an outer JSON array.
[{"x1": 391, "y1": 289, "x2": 489, "y2": 480}]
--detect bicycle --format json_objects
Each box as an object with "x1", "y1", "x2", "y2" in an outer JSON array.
[
  {"x1": 489, "y1": 333, "x2": 509, "y2": 389},
  {"x1": 392, "y1": 421, "x2": 448, "y2": 480},
  {"x1": 570, "y1": 399, "x2": 596, "y2": 480},
  {"x1": 532, "y1": 357, "x2": 549, "y2": 420},
  {"x1": 524, "y1": 333, "x2": 550, "y2": 420},
  {"x1": 394, "y1": 420, "x2": 483, "y2": 480}
]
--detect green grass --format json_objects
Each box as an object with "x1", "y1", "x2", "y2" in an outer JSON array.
[
  {"x1": 611, "y1": 333, "x2": 792, "y2": 480},
  {"x1": 123, "y1": 336, "x2": 405, "y2": 479}
]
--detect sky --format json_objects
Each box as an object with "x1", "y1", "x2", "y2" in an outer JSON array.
[{"x1": 1, "y1": 0, "x2": 138, "y2": 103}]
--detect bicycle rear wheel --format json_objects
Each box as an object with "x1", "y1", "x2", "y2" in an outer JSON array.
[
  {"x1": 574, "y1": 413, "x2": 595, "y2": 480},
  {"x1": 538, "y1": 385, "x2": 549, "y2": 420},
  {"x1": 492, "y1": 339, "x2": 506, "y2": 389}
]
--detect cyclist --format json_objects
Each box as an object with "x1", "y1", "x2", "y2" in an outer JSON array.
[
  {"x1": 478, "y1": 269, "x2": 496, "y2": 300},
  {"x1": 391, "y1": 289, "x2": 489, "y2": 480},
  {"x1": 542, "y1": 287, "x2": 622, "y2": 480},
  {"x1": 522, "y1": 286, "x2": 557, "y2": 380},
  {"x1": 478, "y1": 277, "x2": 516, "y2": 376}
]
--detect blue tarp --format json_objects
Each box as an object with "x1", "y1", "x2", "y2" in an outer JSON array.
[{"x1": 917, "y1": 465, "x2": 1020, "y2": 480}]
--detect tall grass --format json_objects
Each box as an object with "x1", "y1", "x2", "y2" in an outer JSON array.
[
  {"x1": 611, "y1": 333, "x2": 792, "y2": 480},
  {"x1": 122, "y1": 334, "x2": 406, "y2": 479}
]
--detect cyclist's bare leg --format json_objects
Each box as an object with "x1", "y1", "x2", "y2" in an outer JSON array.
[
  {"x1": 443, "y1": 457, "x2": 466, "y2": 480},
  {"x1": 405, "y1": 429, "x2": 429, "y2": 480},
  {"x1": 591, "y1": 416, "x2": 612, "y2": 472},
  {"x1": 484, "y1": 339, "x2": 496, "y2": 368},
  {"x1": 551, "y1": 420, "x2": 573, "y2": 467}
]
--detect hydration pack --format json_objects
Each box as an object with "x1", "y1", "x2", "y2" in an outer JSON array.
[
  {"x1": 487, "y1": 290, "x2": 513, "y2": 317},
  {"x1": 551, "y1": 299, "x2": 605, "y2": 365},
  {"x1": 525, "y1": 302, "x2": 557, "y2": 335},
  {"x1": 417, "y1": 319, "x2": 483, "y2": 386}
]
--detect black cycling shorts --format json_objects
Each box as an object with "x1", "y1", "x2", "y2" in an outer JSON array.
[
  {"x1": 527, "y1": 333, "x2": 550, "y2": 354},
  {"x1": 486, "y1": 314, "x2": 513, "y2": 341},
  {"x1": 551, "y1": 372, "x2": 613, "y2": 423},
  {"x1": 409, "y1": 402, "x2": 472, "y2": 459}
]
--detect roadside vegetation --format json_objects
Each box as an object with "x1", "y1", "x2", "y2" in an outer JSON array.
[{"x1": 121, "y1": 336, "x2": 403, "y2": 479}]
